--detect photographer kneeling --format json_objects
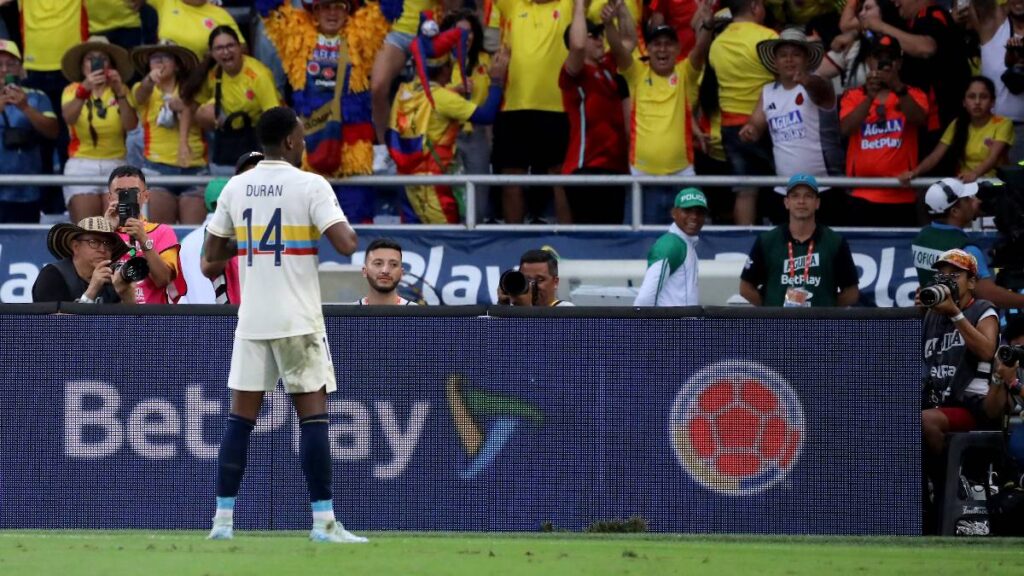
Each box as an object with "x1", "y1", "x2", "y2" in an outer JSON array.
[
  {"x1": 496, "y1": 249, "x2": 575, "y2": 307},
  {"x1": 32, "y1": 217, "x2": 137, "y2": 304}
]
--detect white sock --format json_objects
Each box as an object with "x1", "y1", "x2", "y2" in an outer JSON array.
[
  {"x1": 214, "y1": 508, "x2": 233, "y2": 523},
  {"x1": 311, "y1": 500, "x2": 335, "y2": 525}
]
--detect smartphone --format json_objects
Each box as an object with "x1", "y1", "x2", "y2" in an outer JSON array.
[
  {"x1": 117, "y1": 187, "x2": 140, "y2": 226},
  {"x1": 90, "y1": 56, "x2": 106, "y2": 73}
]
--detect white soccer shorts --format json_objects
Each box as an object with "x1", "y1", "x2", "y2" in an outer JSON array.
[{"x1": 227, "y1": 332, "x2": 338, "y2": 394}]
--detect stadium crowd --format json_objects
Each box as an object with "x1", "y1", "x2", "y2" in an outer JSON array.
[{"x1": 2, "y1": 0, "x2": 1024, "y2": 226}]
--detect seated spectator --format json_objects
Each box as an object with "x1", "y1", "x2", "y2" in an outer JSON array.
[
  {"x1": 102, "y1": 165, "x2": 187, "y2": 303},
  {"x1": 386, "y1": 27, "x2": 508, "y2": 224},
  {"x1": 839, "y1": 35, "x2": 927, "y2": 227},
  {"x1": 131, "y1": 40, "x2": 207, "y2": 224},
  {"x1": 739, "y1": 174, "x2": 859, "y2": 307},
  {"x1": 634, "y1": 188, "x2": 708, "y2": 307},
  {"x1": 147, "y1": 0, "x2": 244, "y2": 60},
  {"x1": 904, "y1": 77, "x2": 1013, "y2": 184},
  {"x1": 355, "y1": 238, "x2": 419, "y2": 305},
  {"x1": 741, "y1": 28, "x2": 844, "y2": 225},
  {"x1": 974, "y1": 0, "x2": 1024, "y2": 163},
  {"x1": 708, "y1": 0, "x2": 778, "y2": 226},
  {"x1": 87, "y1": 0, "x2": 147, "y2": 50},
  {"x1": 0, "y1": 39, "x2": 58, "y2": 224},
  {"x1": 32, "y1": 216, "x2": 136, "y2": 304},
  {"x1": 816, "y1": 0, "x2": 903, "y2": 95},
  {"x1": 607, "y1": 0, "x2": 714, "y2": 224},
  {"x1": 60, "y1": 37, "x2": 137, "y2": 223},
  {"x1": 559, "y1": 0, "x2": 629, "y2": 225},
  {"x1": 860, "y1": 0, "x2": 969, "y2": 146},
  {"x1": 190, "y1": 26, "x2": 281, "y2": 175},
  {"x1": 919, "y1": 248, "x2": 1001, "y2": 530}
]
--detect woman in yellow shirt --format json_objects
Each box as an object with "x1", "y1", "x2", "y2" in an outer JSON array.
[
  {"x1": 904, "y1": 76, "x2": 1014, "y2": 184},
  {"x1": 131, "y1": 40, "x2": 208, "y2": 224},
  {"x1": 60, "y1": 37, "x2": 137, "y2": 223},
  {"x1": 187, "y1": 26, "x2": 280, "y2": 175}
]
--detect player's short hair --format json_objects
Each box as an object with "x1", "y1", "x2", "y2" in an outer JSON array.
[
  {"x1": 520, "y1": 249, "x2": 558, "y2": 277},
  {"x1": 107, "y1": 165, "x2": 146, "y2": 187},
  {"x1": 366, "y1": 238, "x2": 403, "y2": 257},
  {"x1": 1004, "y1": 315, "x2": 1024, "y2": 344},
  {"x1": 257, "y1": 107, "x2": 300, "y2": 149}
]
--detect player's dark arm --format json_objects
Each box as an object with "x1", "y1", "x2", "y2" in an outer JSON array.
[
  {"x1": 201, "y1": 255, "x2": 228, "y2": 280},
  {"x1": 324, "y1": 221, "x2": 358, "y2": 256},
  {"x1": 203, "y1": 233, "x2": 238, "y2": 263}
]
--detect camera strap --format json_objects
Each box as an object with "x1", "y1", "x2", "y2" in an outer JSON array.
[{"x1": 787, "y1": 240, "x2": 814, "y2": 282}]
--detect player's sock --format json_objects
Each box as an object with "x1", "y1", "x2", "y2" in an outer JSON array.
[
  {"x1": 299, "y1": 413, "x2": 332, "y2": 503},
  {"x1": 216, "y1": 414, "x2": 256, "y2": 501},
  {"x1": 311, "y1": 500, "x2": 335, "y2": 525}
]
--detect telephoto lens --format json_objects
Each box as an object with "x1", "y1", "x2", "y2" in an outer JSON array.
[
  {"x1": 919, "y1": 284, "x2": 949, "y2": 307},
  {"x1": 996, "y1": 344, "x2": 1024, "y2": 366},
  {"x1": 499, "y1": 270, "x2": 529, "y2": 296},
  {"x1": 112, "y1": 257, "x2": 150, "y2": 283}
]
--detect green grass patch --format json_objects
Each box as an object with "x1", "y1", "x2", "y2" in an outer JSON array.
[{"x1": 1, "y1": 531, "x2": 1022, "y2": 575}]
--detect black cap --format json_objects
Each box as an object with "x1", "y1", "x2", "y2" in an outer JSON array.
[
  {"x1": 868, "y1": 34, "x2": 902, "y2": 59},
  {"x1": 234, "y1": 151, "x2": 264, "y2": 175},
  {"x1": 645, "y1": 24, "x2": 679, "y2": 44}
]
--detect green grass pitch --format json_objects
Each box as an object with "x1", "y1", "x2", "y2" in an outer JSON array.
[{"x1": 1, "y1": 531, "x2": 1022, "y2": 575}]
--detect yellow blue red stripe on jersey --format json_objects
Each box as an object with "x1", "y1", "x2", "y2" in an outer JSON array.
[{"x1": 234, "y1": 225, "x2": 320, "y2": 257}]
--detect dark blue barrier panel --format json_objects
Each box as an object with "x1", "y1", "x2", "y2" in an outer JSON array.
[{"x1": 0, "y1": 312, "x2": 921, "y2": 534}]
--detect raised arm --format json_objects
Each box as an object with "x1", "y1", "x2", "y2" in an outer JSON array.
[
  {"x1": 565, "y1": 0, "x2": 588, "y2": 77},
  {"x1": 604, "y1": 0, "x2": 637, "y2": 72}
]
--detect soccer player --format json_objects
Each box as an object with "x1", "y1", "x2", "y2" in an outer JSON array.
[
  {"x1": 356, "y1": 238, "x2": 418, "y2": 305},
  {"x1": 202, "y1": 107, "x2": 364, "y2": 543}
]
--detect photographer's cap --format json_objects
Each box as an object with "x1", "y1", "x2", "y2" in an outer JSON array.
[
  {"x1": 925, "y1": 177, "x2": 977, "y2": 214},
  {"x1": 932, "y1": 248, "x2": 978, "y2": 277},
  {"x1": 0, "y1": 39, "x2": 21, "y2": 62},
  {"x1": 674, "y1": 188, "x2": 708, "y2": 210}
]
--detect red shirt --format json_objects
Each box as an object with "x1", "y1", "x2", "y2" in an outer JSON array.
[
  {"x1": 558, "y1": 56, "x2": 629, "y2": 175},
  {"x1": 840, "y1": 87, "x2": 929, "y2": 204}
]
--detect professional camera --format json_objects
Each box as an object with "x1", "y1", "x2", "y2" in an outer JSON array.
[
  {"x1": 919, "y1": 274, "x2": 960, "y2": 308},
  {"x1": 112, "y1": 256, "x2": 149, "y2": 283},
  {"x1": 499, "y1": 269, "x2": 537, "y2": 305},
  {"x1": 117, "y1": 187, "x2": 141, "y2": 227},
  {"x1": 997, "y1": 345, "x2": 1024, "y2": 366}
]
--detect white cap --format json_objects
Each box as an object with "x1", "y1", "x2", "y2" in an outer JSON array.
[{"x1": 924, "y1": 178, "x2": 977, "y2": 215}]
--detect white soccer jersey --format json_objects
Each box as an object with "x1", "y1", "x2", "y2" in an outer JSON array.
[
  {"x1": 762, "y1": 82, "x2": 843, "y2": 194},
  {"x1": 207, "y1": 160, "x2": 347, "y2": 339}
]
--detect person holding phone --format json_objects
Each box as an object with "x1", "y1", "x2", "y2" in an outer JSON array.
[
  {"x1": 0, "y1": 39, "x2": 59, "y2": 224},
  {"x1": 60, "y1": 37, "x2": 138, "y2": 223}
]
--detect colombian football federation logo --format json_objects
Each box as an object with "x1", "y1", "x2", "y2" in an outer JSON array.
[
  {"x1": 669, "y1": 361, "x2": 805, "y2": 495},
  {"x1": 447, "y1": 374, "x2": 543, "y2": 479}
]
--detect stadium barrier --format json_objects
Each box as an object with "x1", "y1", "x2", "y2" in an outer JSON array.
[{"x1": 0, "y1": 305, "x2": 923, "y2": 534}]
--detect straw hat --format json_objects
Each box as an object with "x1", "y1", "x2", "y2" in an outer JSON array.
[
  {"x1": 47, "y1": 217, "x2": 130, "y2": 261},
  {"x1": 756, "y1": 28, "x2": 825, "y2": 76},
  {"x1": 130, "y1": 40, "x2": 200, "y2": 78},
  {"x1": 61, "y1": 36, "x2": 133, "y2": 83}
]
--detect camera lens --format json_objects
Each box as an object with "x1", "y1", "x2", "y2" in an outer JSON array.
[
  {"x1": 113, "y1": 257, "x2": 149, "y2": 283},
  {"x1": 919, "y1": 285, "x2": 943, "y2": 307},
  {"x1": 499, "y1": 270, "x2": 529, "y2": 296}
]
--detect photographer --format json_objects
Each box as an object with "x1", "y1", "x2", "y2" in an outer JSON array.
[
  {"x1": 103, "y1": 165, "x2": 187, "y2": 304},
  {"x1": 497, "y1": 249, "x2": 575, "y2": 307},
  {"x1": 992, "y1": 315, "x2": 1024, "y2": 414},
  {"x1": 0, "y1": 39, "x2": 58, "y2": 224},
  {"x1": 32, "y1": 216, "x2": 137, "y2": 304}
]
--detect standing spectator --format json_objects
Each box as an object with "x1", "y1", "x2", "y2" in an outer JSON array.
[
  {"x1": 190, "y1": 26, "x2": 281, "y2": 175},
  {"x1": 60, "y1": 37, "x2": 137, "y2": 223},
  {"x1": 708, "y1": 0, "x2": 778, "y2": 225},
  {"x1": 130, "y1": 40, "x2": 206, "y2": 224},
  {"x1": 741, "y1": 28, "x2": 844, "y2": 225},
  {"x1": 492, "y1": 0, "x2": 573, "y2": 224},
  {"x1": 0, "y1": 40, "x2": 58, "y2": 223},
  {"x1": 634, "y1": 188, "x2": 708, "y2": 306},
  {"x1": 976, "y1": 0, "x2": 1024, "y2": 163},
  {"x1": 904, "y1": 77, "x2": 1013, "y2": 184},
  {"x1": 147, "y1": 0, "x2": 244, "y2": 60},
  {"x1": 739, "y1": 174, "x2": 860, "y2": 307},
  {"x1": 387, "y1": 28, "x2": 508, "y2": 223},
  {"x1": 102, "y1": 165, "x2": 188, "y2": 304},
  {"x1": 860, "y1": 0, "x2": 969, "y2": 148},
  {"x1": 839, "y1": 35, "x2": 927, "y2": 227},
  {"x1": 816, "y1": 0, "x2": 904, "y2": 95},
  {"x1": 559, "y1": 0, "x2": 629, "y2": 224},
  {"x1": 606, "y1": 0, "x2": 714, "y2": 224},
  {"x1": 258, "y1": 0, "x2": 387, "y2": 224},
  {"x1": 355, "y1": 238, "x2": 419, "y2": 305},
  {"x1": 912, "y1": 178, "x2": 1024, "y2": 310},
  {"x1": 87, "y1": 0, "x2": 147, "y2": 50},
  {"x1": 31, "y1": 216, "x2": 136, "y2": 304}
]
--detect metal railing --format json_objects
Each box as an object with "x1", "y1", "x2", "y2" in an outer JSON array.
[{"x1": 0, "y1": 174, "x2": 936, "y2": 230}]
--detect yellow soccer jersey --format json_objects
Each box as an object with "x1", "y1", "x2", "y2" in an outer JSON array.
[{"x1": 623, "y1": 58, "x2": 700, "y2": 175}]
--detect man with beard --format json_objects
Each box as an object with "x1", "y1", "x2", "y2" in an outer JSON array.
[
  {"x1": 355, "y1": 238, "x2": 418, "y2": 305},
  {"x1": 972, "y1": 0, "x2": 1024, "y2": 162}
]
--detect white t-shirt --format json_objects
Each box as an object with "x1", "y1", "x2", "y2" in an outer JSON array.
[
  {"x1": 178, "y1": 214, "x2": 216, "y2": 304},
  {"x1": 761, "y1": 82, "x2": 843, "y2": 194},
  {"x1": 207, "y1": 160, "x2": 347, "y2": 339}
]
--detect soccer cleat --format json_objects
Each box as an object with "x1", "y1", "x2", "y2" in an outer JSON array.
[
  {"x1": 309, "y1": 520, "x2": 368, "y2": 543},
  {"x1": 207, "y1": 518, "x2": 234, "y2": 540}
]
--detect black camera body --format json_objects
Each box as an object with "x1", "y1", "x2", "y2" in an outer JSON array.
[
  {"x1": 920, "y1": 274, "x2": 960, "y2": 308},
  {"x1": 997, "y1": 344, "x2": 1024, "y2": 366},
  {"x1": 500, "y1": 269, "x2": 538, "y2": 305},
  {"x1": 112, "y1": 256, "x2": 149, "y2": 284},
  {"x1": 117, "y1": 187, "x2": 140, "y2": 227}
]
